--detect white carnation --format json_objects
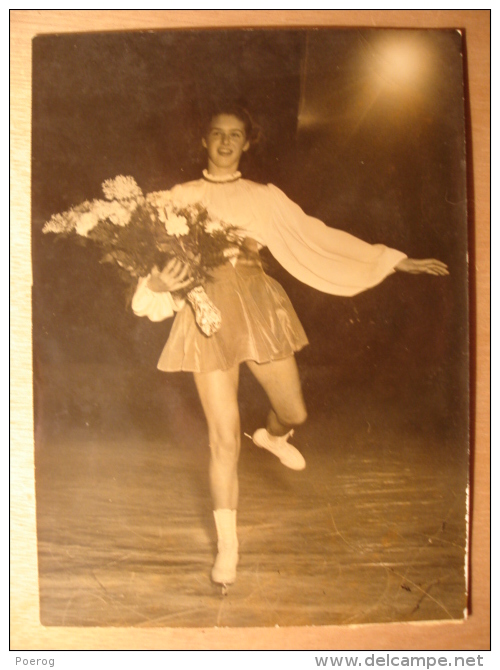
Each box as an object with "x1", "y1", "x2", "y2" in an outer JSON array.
[
  {"x1": 92, "y1": 199, "x2": 133, "y2": 226},
  {"x1": 102, "y1": 175, "x2": 143, "y2": 201},
  {"x1": 164, "y1": 212, "x2": 189, "y2": 237},
  {"x1": 146, "y1": 190, "x2": 174, "y2": 209},
  {"x1": 75, "y1": 211, "x2": 99, "y2": 237}
]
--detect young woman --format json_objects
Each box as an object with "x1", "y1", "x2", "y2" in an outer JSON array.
[{"x1": 132, "y1": 106, "x2": 449, "y2": 587}]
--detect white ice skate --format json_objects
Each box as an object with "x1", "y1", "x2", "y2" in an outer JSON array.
[
  {"x1": 251, "y1": 428, "x2": 306, "y2": 470},
  {"x1": 212, "y1": 509, "x2": 238, "y2": 593}
]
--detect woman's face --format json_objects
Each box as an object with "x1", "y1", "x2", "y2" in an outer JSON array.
[{"x1": 202, "y1": 114, "x2": 250, "y2": 175}]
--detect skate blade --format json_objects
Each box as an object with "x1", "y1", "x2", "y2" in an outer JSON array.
[{"x1": 211, "y1": 581, "x2": 231, "y2": 595}]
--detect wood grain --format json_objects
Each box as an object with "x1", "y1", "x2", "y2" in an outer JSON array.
[{"x1": 11, "y1": 9, "x2": 490, "y2": 650}]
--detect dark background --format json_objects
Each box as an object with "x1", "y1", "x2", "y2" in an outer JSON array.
[{"x1": 31, "y1": 28, "x2": 469, "y2": 446}]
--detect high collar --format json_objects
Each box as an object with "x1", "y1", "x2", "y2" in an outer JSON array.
[{"x1": 202, "y1": 169, "x2": 242, "y2": 184}]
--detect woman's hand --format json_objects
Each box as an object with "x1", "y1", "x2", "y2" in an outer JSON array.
[
  {"x1": 146, "y1": 259, "x2": 193, "y2": 292},
  {"x1": 395, "y1": 258, "x2": 449, "y2": 276}
]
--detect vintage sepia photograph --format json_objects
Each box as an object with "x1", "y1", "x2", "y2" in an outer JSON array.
[{"x1": 31, "y1": 26, "x2": 469, "y2": 629}]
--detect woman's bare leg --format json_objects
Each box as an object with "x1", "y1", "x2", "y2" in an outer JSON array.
[
  {"x1": 193, "y1": 365, "x2": 240, "y2": 510},
  {"x1": 246, "y1": 355, "x2": 307, "y2": 435},
  {"x1": 193, "y1": 366, "x2": 241, "y2": 584}
]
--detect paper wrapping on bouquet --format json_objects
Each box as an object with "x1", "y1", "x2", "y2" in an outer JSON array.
[{"x1": 187, "y1": 286, "x2": 222, "y2": 336}]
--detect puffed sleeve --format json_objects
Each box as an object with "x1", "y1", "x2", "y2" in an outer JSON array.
[
  {"x1": 263, "y1": 184, "x2": 407, "y2": 297},
  {"x1": 131, "y1": 276, "x2": 185, "y2": 322}
]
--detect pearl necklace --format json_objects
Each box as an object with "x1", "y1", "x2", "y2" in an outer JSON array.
[{"x1": 202, "y1": 169, "x2": 242, "y2": 183}]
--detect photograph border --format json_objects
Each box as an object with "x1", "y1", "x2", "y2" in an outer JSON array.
[{"x1": 10, "y1": 9, "x2": 490, "y2": 651}]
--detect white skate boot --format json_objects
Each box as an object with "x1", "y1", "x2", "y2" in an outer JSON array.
[
  {"x1": 252, "y1": 428, "x2": 306, "y2": 470},
  {"x1": 211, "y1": 509, "x2": 238, "y2": 589}
]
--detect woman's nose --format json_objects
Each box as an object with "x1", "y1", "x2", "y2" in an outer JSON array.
[{"x1": 221, "y1": 134, "x2": 230, "y2": 145}]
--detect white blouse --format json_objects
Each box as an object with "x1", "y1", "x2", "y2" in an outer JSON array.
[{"x1": 131, "y1": 176, "x2": 407, "y2": 321}]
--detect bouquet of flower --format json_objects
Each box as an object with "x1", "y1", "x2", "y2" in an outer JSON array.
[{"x1": 42, "y1": 175, "x2": 242, "y2": 336}]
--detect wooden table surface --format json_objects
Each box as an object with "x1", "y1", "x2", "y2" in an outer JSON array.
[{"x1": 10, "y1": 10, "x2": 490, "y2": 651}]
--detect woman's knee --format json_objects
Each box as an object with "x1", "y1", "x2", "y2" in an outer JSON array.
[
  {"x1": 291, "y1": 404, "x2": 308, "y2": 426},
  {"x1": 294, "y1": 405, "x2": 308, "y2": 426},
  {"x1": 277, "y1": 403, "x2": 307, "y2": 428},
  {"x1": 208, "y1": 427, "x2": 241, "y2": 463}
]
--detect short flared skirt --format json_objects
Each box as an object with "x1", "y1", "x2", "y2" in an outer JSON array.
[{"x1": 157, "y1": 261, "x2": 309, "y2": 373}]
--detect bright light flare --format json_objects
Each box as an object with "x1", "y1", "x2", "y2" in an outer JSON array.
[
  {"x1": 296, "y1": 32, "x2": 438, "y2": 136},
  {"x1": 363, "y1": 33, "x2": 434, "y2": 95}
]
